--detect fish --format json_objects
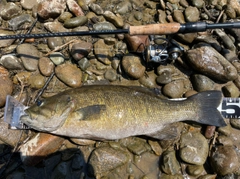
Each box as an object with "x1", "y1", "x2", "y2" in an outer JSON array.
[{"x1": 20, "y1": 85, "x2": 226, "y2": 140}]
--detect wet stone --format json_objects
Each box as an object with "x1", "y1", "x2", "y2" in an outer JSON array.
[
  {"x1": 47, "y1": 37, "x2": 64, "y2": 50},
  {"x1": 180, "y1": 132, "x2": 209, "y2": 165},
  {"x1": 173, "y1": 10, "x2": 185, "y2": 23},
  {"x1": 67, "y1": 0, "x2": 84, "y2": 16},
  {"x1": 88, "y1": 146, "x2": 129, "y2": 178},
  {"x1": 122, "y1": 53, "x2": 146, "y2": 79},
  {"x1": 104, "y1": 69, "x2": 118, "y2": 82},
  {"x1": 0, "y1": 30, "x2": 15, "y2": 48},
  {"x1": 93, "y1": 22, "x2": 117, "y2": 38},
  {"x1": 186, "y1": 164, "x2": 204, "y2": 176},
  {"x1": 93, "y1": 39, "x2": 113, "y2": 65},
  {"x1": 78, "y1": 58, "x2": 90, "y2": 71},
  {"x1": 58, "y1": 11, "x2": 73, "y2": 23},
  {"x1": 184, "y1": 6, "x2": 200, "y2": 22},
  {"x1": 37, "y1": 0, "x2": 66, "y2": 20},
  {"x1": 103, "y1": 11, "x2": 124, "y2": 28},
  {"x1": 216, "y1": 135, "x2": 233, "y2": 146},
  {"x1": 139, "y1": 71, "x2": 157, "y2": 88},
  {"x1": 222, "y1": 82, "x2": 240, "y2": 98},
  {"x1": 210, "y1": 145, "x2": 239, "y2": 176},
  {"x1": 0, "y1": 54, "x2": 23, "y2": 70},
  {"x1": 0, "y1": 66, "x2": 13, "y2": 107},
  {"x1": 8, "y1": 14, "x2": 33, "y2": 31},
  {"x1": 0, "y1": 2, "x2": 22, "y2": 20},
  {"x1": 55, "y1": 63, "x2": 82, "y2": 88},
  {"x1": 191, "y1": 74, "x2": 215, "y2": 92},
  {"x1": 49, "y1": 52, "x2": 65, "y2": 65},
  {"x1": 20, "y1": 0, "x2": 38, "y2": 10},
  {"x1": 148, "y1": 140, "x2": 162, "y2": 156},
  {"x1": 161, "y1": 150, "x2": 181, "y2": 175},
  {"x1": 185, "y1": 43, "x2": 238, "y2": 82},
  {"x1": 38, "y1": 57, "x2": 55, "y2": 76},
  {"x1": 70, "y1": 41, "x2": 92, "y2": 61},
  {"x1": 28, "y1": 74, "x2": 46, "y2": 89},
  {"x1": 89, "y1": 3, "x2": 104, "y2": 15},
  {"x1": 16, "y1": 43, "x2": 40, "y2": 71},
  {"x1": 156, "y1": 70, "x2": 172, "y2": 85},
  {"x1": 162, "y1": 80, "x2": 185, "y2": 98},
  {"x1": 64, "y1": 16, "x2": 88, "y2": 28}
]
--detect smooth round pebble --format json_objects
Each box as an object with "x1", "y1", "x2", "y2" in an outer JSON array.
[
  {"x1": 38, "y1": 57, "x2": 55, "y2": 76},
  {"x1": 156, "y1": 70, "x2": 172, "y2": 84},
  {"x1": 162, "y1": 80, "x2": 184, "y2": 98},
  {"x1": 64, "y1": 16, "x2": 88, "y2": 28},
  {"x1": 180, "y1": 132, "x2": 209, "y2": 165},
  {"x1": 16, "y1": 43, "x2": 40, "y2": 71},
  {"x1": 184, "y1": 6, "x2": 199, "y2": 22},
  {"x1": 0, "y1": 54, "x2": 23, "y2": 70},
  {"x1": 78, "y1": 58, "x2": 90, "y2": 71},
  {"x1": 47, "y1": 37, "x2": 64, "y2": 50},
  {"x1": 71, "y1": 41, "x2": 93, "y2": 61},
  {"x1": 55, "y1": 63, "x2": 82, "y2": 87},
  {"x1": 28, "y1": 74, "x2": 46, "y2": 89},
  {"x1": 210, "y1": 146, "x2": 239, "y2": 175},
  {"x1": 104, "y1": 69, "x2": 118, "y2": 82},
  {"x1": 139, "y1": 72, "x2": 157, "y2": 88},
  {"x1": 161, "y1": 150, "x2": 181, "y2": 175},
  {"x1": 186, "y1": 165, "x2": 204, "y2": 176},
  {"x1": 49, "y1": 52, "x2": 65, "y2": 65},
  {"x1": 191, "y1": 74, "x2": 215, "y2": 92},
  {"x1": 122, "y1": 53, "x2": 146, "y2": 79}
]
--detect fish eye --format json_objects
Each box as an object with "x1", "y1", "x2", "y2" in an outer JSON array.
[{"x1": 36, "y1": 99, "x2": 44, "y2": 106}]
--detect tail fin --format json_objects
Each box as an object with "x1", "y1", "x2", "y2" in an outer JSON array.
[{"x1": 188, "y1": 91, "x2": 227, "y2": 127}]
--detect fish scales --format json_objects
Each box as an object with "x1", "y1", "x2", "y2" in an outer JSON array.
[{"x1": 20, "y1": 85, "x2": 226, "y2": 140}]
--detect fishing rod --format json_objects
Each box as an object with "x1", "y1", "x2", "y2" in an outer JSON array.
[
  {"x1": 0, "y1": 21, "x2": 240, "y2": 40},
  {"x1": 1, "y1": 21, "x2": 240, "y2": 63}
]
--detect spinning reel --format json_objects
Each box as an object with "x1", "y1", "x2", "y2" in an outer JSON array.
[{"x1": 144, "y1": 36, "x2": 184, "y2": 63}]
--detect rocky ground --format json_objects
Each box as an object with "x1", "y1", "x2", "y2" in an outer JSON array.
[{"x1": 0, "y1": 0, "x2": 240, "y2": 178}]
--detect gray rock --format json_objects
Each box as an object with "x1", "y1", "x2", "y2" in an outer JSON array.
[
  {"x1": 185, "y1": 43, "x2": 237, "y2": 82},
  {"x1": 64, "y1": 16, "x2": 88, "y2": 28},
  {"x1": 93, "y1": 22, "x2": 117, "y2": 38},
  {"x1": 180, "y1": 132, "x2": 209, "y2": 165},
  {"x1": 161, "y1": 150, "x2": 181, "y2": 175},
  {"x1": 104, "y1": 69, "x2": 118, "y2": 82},
  {"x1": 47, "y1": 37, "x2": 64, "y2": 50},
  {"x1": 103, "y1": 11, "x2": 124, "y2": 28},
  {"x1": 78, "y1": 58, "x2": 90, "y2": 71},
  {"x1": 8, "y1": 14, "x2": 33, "y2": 30},
  {"x1": 88, "y1": 146, "x2": 129, "y2": 178},
  {"x1": 0, "y1": 2, "x2": 22, "y2": 20},
  {"x1": 89, "y1": 3, "x2": 104, "y2": 15},
  {"x1": 49, "y1": 52, "x2": 65, "y2": 65},
  {"x1": 0, "y1": 30, "x2": 15, "y2": 48},
  {"x1": 191, "y1": 74, "x2": 215, "y2": 92},
  {"x1": 16, "y1": 43, "x2": 40, "y2": 71},
  {"x1": 214, "y1": 29, "x2": 236, "y2": 51},
  {"x1": 0, "y1": 54, "x2": 23, "y2": 70}
]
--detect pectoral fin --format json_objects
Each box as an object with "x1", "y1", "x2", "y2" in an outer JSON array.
[{"x1": 70, "y1": 105, "x2": 107, "y2": 121}]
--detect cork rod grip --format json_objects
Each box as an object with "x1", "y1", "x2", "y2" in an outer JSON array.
[{"x1": 129, "y1": 23, "x2": 181, "y2": 35}]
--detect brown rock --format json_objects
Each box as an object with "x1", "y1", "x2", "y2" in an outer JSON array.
[
  {"x1": 124, "y1": 34, "x2": 149, "y2": 52},
  {"x1": 39, "y1": 57, "x2": 55, "y2": 76},
  {"x1": 122, "y1": 53, "x2": 146, "y2": 79},
  {"x1": 20, "y1": 133, "x2": 65, "y2": 166},
  {"x1": 70, "y1": 41, "x2": 93, "y2": 61},
  {"x1": 37, "y1": 0, "x2": 66, "y2": 19},
  {"x1": 55, "y1": 63, "x2": 82, "y2": 87},
  {"x1": 186, "y1": 44, "x2": 238, "y2": 82},
  {"x1": 67, "y1": 0, "x2": 84, "y2": 16},
  {"x1": 0, "y1": 66, "x2": 13, "y2": 107}
]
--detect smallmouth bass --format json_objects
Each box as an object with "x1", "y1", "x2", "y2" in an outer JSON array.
[{"x1": 20, "y1": 85, "x2": 226, "y2": 140}]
